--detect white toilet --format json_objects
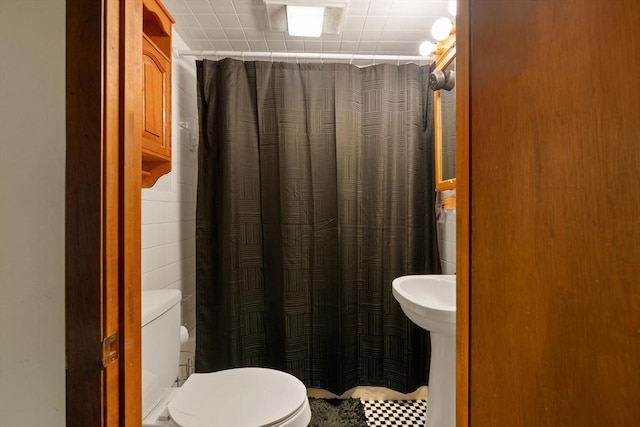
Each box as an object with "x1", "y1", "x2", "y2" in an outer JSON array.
[{"x1": 142, "y1": 289, "x2": 312, "y2": 427}]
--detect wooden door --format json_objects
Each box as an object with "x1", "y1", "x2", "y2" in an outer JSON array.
[
  {"x1": 66, "y1": 0, "x2": 142, "y2": 425},
  {"x1": 458, "y1": 0, "x2": 640, "y2": 425}
]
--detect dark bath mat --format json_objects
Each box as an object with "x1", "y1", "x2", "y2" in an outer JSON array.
[{"x1": 308, "y1": 398, "x2": 367, "y2": 426}]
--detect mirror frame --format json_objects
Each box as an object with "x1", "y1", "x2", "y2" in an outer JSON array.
[{"x1": 434, "y1": 42, "x2": 457, "y2": 192}]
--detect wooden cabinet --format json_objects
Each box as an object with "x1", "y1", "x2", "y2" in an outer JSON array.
[{"x1": 141, "y1": 0, "x2": 174, "y2": 187}]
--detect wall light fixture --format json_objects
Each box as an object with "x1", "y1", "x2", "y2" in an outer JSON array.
[
  {"x1": 420, "y1": 41, "x2": 437, "y2": 56},
  {"x1": 432, "y1": 17, "x2": 454, "y2": 41},
  {"x1": 449, "y1": 0, "x2": 457, "y2": 17}
]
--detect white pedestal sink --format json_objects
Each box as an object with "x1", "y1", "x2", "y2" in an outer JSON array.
[{"x1": 392, "y1": 275, "x2": 456, "y2": 427}]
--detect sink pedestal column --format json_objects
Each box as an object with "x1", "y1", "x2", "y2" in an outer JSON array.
[{"x1": 426, "y1": 331, "x2": 455, "y2": 427}]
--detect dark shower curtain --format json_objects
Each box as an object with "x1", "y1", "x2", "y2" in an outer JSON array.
[{"x1": 195, "y1": 58, "x2": 440, "y2": 394}]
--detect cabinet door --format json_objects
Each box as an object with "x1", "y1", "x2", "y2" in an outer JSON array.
[{"x1": 142, "y1": 35, "x2": 170, "y2": 159}]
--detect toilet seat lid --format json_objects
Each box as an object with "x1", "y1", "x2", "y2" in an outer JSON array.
[{"x1": 168, "y1": 368, "x2": 308, "y2": 427}]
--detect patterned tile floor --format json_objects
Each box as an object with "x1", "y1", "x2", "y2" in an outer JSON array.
[{"x1": 363, "y1": 400, "x2": 428, "y2": 426}]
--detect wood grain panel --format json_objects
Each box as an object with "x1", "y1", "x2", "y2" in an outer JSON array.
[
  {"x1": 467, "y1": 0, "x2": 640, "y2": 425},
  {"x1": 66, "y1": 0, "x2": 111, "y2": 424},
  {"x1": 104, "y1": 0, "x2": 121, "y2": 424},
  {"x1": 67, "y1": 1, "x2": 143, "y2": 425},
  {"x1": 455, "y1": 1, "x2": 470, "y2": 426},
  {"x1": 121, "y1": 0, "x2": 143, "y2": 424}
]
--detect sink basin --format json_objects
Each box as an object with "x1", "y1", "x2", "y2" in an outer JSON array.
[
  {"x1": 392, "y1": 274, "x2": 456, "y2": 427},
  {"x1": 392, "y1": 274, "x2": 456, "y2": 334}
]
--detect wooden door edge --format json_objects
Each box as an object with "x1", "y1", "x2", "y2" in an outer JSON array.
[
  {"x1": 455, "y1": 1, "x2": 470, "y2": 426},
  {"x1": 65, "y1": 0, "x2": 103, "y2": 424},
  {"x1": 119, "y1": 0, "x2": 143, "y2": 424}
]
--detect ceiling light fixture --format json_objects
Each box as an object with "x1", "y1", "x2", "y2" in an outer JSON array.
[
  {"x1": 264, "y1": 1, "x2": 346, "y2": 36},
  {"x1": 286, "y1": 5, "x2": 325, "y2": 37}
]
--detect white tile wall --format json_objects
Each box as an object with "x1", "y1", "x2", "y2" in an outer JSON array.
[
  {"x1": 437, "y1": 192, "x2": 456, "y2": 275},
  {"x1": 142, "y1": 31, "x2": 199, "y2": 331}
]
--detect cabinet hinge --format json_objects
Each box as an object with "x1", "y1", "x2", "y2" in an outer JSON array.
[{"x1": 101, "y1": 332, "x2": 119, "y2": 368}]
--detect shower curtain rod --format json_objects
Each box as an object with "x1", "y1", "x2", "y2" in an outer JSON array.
[{"x1": 175, "y1": 49, "x2": 429, "y2": 63}]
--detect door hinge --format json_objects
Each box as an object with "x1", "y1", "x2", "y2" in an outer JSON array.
[{"x1": 102, "y1": 332, "x2": 119, "y2": 368}]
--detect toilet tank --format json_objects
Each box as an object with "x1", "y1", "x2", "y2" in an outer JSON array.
[{"x1": 142, "y1": 289, "x2": 182, "y2": 419}]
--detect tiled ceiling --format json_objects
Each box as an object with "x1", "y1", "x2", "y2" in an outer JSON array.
[{"x1": 161, "y1": 0, "x2": 453, "y2": 64}]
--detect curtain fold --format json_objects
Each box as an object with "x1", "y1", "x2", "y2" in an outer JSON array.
[{"x1": 195, "y1": 59, "x2": 440, "y2": 394}]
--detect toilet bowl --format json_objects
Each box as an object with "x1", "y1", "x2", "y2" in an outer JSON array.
[
  {"x1": 142, "y1": 368, "x2": 311, "y2": 427},
  {"x1": 142, "y1": 290, "x2": 311, "y2": 427},
  {"x1": 146, "y1": 368, "x2": 311, "y2": 427}
]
